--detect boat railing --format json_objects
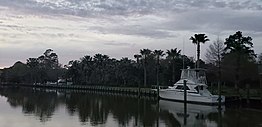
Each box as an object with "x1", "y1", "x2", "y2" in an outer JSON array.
[{"x1": 181, "y1": 69, "x2": 207, "y2": 84}]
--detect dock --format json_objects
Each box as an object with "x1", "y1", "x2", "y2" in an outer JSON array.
[
  {"x1": 1, "y1": 83, "x2": 262, "y2": 105},
  {"x1": 1, "y1": 83, "x2": 157, "y2": 98}
]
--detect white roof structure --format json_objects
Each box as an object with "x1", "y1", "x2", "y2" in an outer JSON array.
[{"x1": 180, "y1": 68, "x2": 207, "y2": 85}]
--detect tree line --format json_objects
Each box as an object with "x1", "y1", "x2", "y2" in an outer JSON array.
[
  {"x1": 0, "y1": 31, "x2": 262, "y2": 89},
  {"x1": 65, "y1": 49, "x2": 194, "y2": 87},
  {"x1": 0, "y1": 49, "x2": 66, "y2": 83}
]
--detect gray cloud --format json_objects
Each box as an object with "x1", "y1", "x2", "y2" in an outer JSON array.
[
  {"x1": 1, "y1": 0, "x2": 262, "y2": 17},
  {"x1": 151, "y1": 9, "x2": 262, "y2": 36},
  {"x1": 1, "y1": 0, "x2": 262, "y2": 68},
  {"x1": 1, "y1": 0, "x2": 262, "y2": 38},
  {"x1": 104, "y1": 41, "x2": 134, "y2": 47},
  {"x1": 90, "y1": 25, "x2": 177, "y2": 39}
]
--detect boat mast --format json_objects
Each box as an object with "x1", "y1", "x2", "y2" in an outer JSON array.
[{"x1": 182, "y1": 37, "x2": 185, "y2": 69}]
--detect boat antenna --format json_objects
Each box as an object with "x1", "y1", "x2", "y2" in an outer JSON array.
[{"x1": 182, "y1": 37, "x2": 185, "y2": 69}]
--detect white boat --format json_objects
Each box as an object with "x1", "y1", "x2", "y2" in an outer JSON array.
[{"x1": 157, "y1": 68, "x2": 225, "y2": 105}]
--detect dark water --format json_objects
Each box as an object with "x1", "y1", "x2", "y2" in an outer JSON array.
[{"x1": 0, "y1": 87, "x2": 261, "y2": 127}]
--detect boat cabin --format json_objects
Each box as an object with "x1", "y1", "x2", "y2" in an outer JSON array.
[
  {"x1": 172, "y1": 68, "x2": 211, "y2": 95},
  {"x1": 180, "y1": 68, "x2": 207, "y2": 85}
]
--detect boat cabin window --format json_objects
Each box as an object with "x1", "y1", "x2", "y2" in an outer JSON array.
[
  {"x1": 175, "y1": 85, "x2": 189, "y2": 90},
  {"x1": 181, "y1": 70, "x2": 196, "y2": 81}
]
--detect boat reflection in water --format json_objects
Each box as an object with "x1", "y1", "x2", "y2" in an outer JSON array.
[{"x1": 159, "y1": 100, "x2": 224, "y2": 127}]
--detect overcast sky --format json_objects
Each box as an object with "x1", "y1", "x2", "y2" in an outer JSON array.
[{"x1": 0, "y1": 0, "x2": 262, "y2": 68}]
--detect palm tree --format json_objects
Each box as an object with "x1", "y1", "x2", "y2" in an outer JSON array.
[
  {"x1": 134, "y1": 54, "x2": 142, "y2": 96},
  {"x1": 134, "y1": 54, "x2": 142, "y2": 64},
  {"x1": 154, "y1": 50, "x2": 165, "y2": 98},
  {"x1": 93, "y1": 54, "x2": 109, "y2": 84},
  {"x1": 67, "y1": 60, "x2": 81, "y2": 84},
  {"x1": 190, "y1": 34, "x2": 209, "y2": 68},
  {"x1": 166, "y1": 48, "x2": 181, "y2": 84},
  {"x1": 80, "y1": 55, "x2": 93, "y2": 84},
  {"x1": 140, "y1": 49, "x2": 152, "y2": 87},
  {"x1": 118, "y1": 57, "x2": 132, "y2": 86}
]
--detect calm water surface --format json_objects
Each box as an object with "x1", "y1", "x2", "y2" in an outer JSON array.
[{"x1": 0, "y1": 87, "x2": 262, "y2": 127}]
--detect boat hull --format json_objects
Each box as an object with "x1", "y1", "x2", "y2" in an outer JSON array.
[{"x1": 159, "y1": 89, "x2": 225, "y2": 105}]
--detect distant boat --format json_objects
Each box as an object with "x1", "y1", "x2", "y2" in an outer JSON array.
[
  {"x1": 58, "y1": 78, "x2": 73, "y2": 86},
  {"x1": 156, "y1": 67, "x2": 225, "y2": 105}
]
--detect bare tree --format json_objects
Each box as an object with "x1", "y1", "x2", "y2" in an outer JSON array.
[
  {"x1": 205, "y1": 37, "x2": 224, "y2": 107},
  {"x1": 205, "y1": 38, "x2": 224, "y2": 66}
]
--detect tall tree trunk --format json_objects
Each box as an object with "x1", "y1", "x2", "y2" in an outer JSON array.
[
  {"x1": 172, "y1": 60, "x2": 175, "y2": 84},
  {"x1": 157, "y1": 56, "x2": 159, "y2": 99},
  {"x1": 218, "y1": 51, "x2": 222, "y2": 108},
  {"x1": 143, "y1": 61, "x2": 147, "y2": 87},
  {"x1": 136, "y1": 58, "x2": 141, "y2": 97},
  {"x1": 259, "y1": 74, "x2": 262, "y2": 103},
  {"x1": 197, "y1": 42, "x2": 200, "y2": 68},
  {"x1": 235, "y1": 55, "x2": 240, "y2": 96},
  {"x1": 30, "y1": 71, "x2": 33, "y2": 83}
]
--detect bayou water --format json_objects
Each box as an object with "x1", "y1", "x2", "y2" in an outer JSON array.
[{"x1": 0, "y1": 87, "x2": 261, "y2": 127}]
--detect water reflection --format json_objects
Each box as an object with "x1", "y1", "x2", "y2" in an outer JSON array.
[
  {"x1": 0, "y1": 87, "x2": 262, "y2": 127},
  {"x1": 2, "y1": 88, "x2": 58, "y2": 122},
  {"x1": 0, "y1": 87, "x2": 159, "y2": 126},
  {"x1": 159, "y1": 100, "x2": 223, "y2": 127}
]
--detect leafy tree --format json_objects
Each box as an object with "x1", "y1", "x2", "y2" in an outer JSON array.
[
  {"x1": 38, "y1": 49, "x2": 59, "y2": 69},
  {"x1": 27, "y1": 58, "x2": 40, "y2": 83},
  {"x1": 26, "y1": 49, "x2": 62, "y2": 83},
  {"x1": 190, "y1": 34, "x2": 209, "y2": 68},
  {"x1": 223, "y1": 31, "x2": 256, "y2": 89},
  {"x1": 1, "y1": 47, "x2": 205, "y2": 88},
  {"x1": 257, "y1": 53, "x2": 262, "y2": 64},
  {"x1": 3, "y1": 61, "x2": 30, "y2": 83},
  {"x1": 166, "y1": 48, "x2": 181, "y2": 83},
  {"x1": 258, "y1": 54, "x2": 262, "y2": 90}
]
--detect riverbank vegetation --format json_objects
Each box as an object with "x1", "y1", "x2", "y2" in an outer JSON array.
[{"x1": 0, "y1": 31, "x2": 262, "y2": 92}]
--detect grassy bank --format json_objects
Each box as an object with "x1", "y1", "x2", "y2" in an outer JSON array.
[{"x1": 210, "y1": 86, "x2": 262, "y2": 98}]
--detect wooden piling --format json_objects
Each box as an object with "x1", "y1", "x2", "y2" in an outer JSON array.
[{"x1": 183, "y1": 80, "x2": 187, "y2": 126}]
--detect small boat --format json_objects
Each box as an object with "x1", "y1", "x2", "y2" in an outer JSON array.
[{"x1": 157, "y1": 67, "x2": 225, "y2": 105}]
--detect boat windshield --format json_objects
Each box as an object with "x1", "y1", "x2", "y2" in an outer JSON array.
[{"x1": 180, "y1": 69, "x2": 207, "y2": 84}]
